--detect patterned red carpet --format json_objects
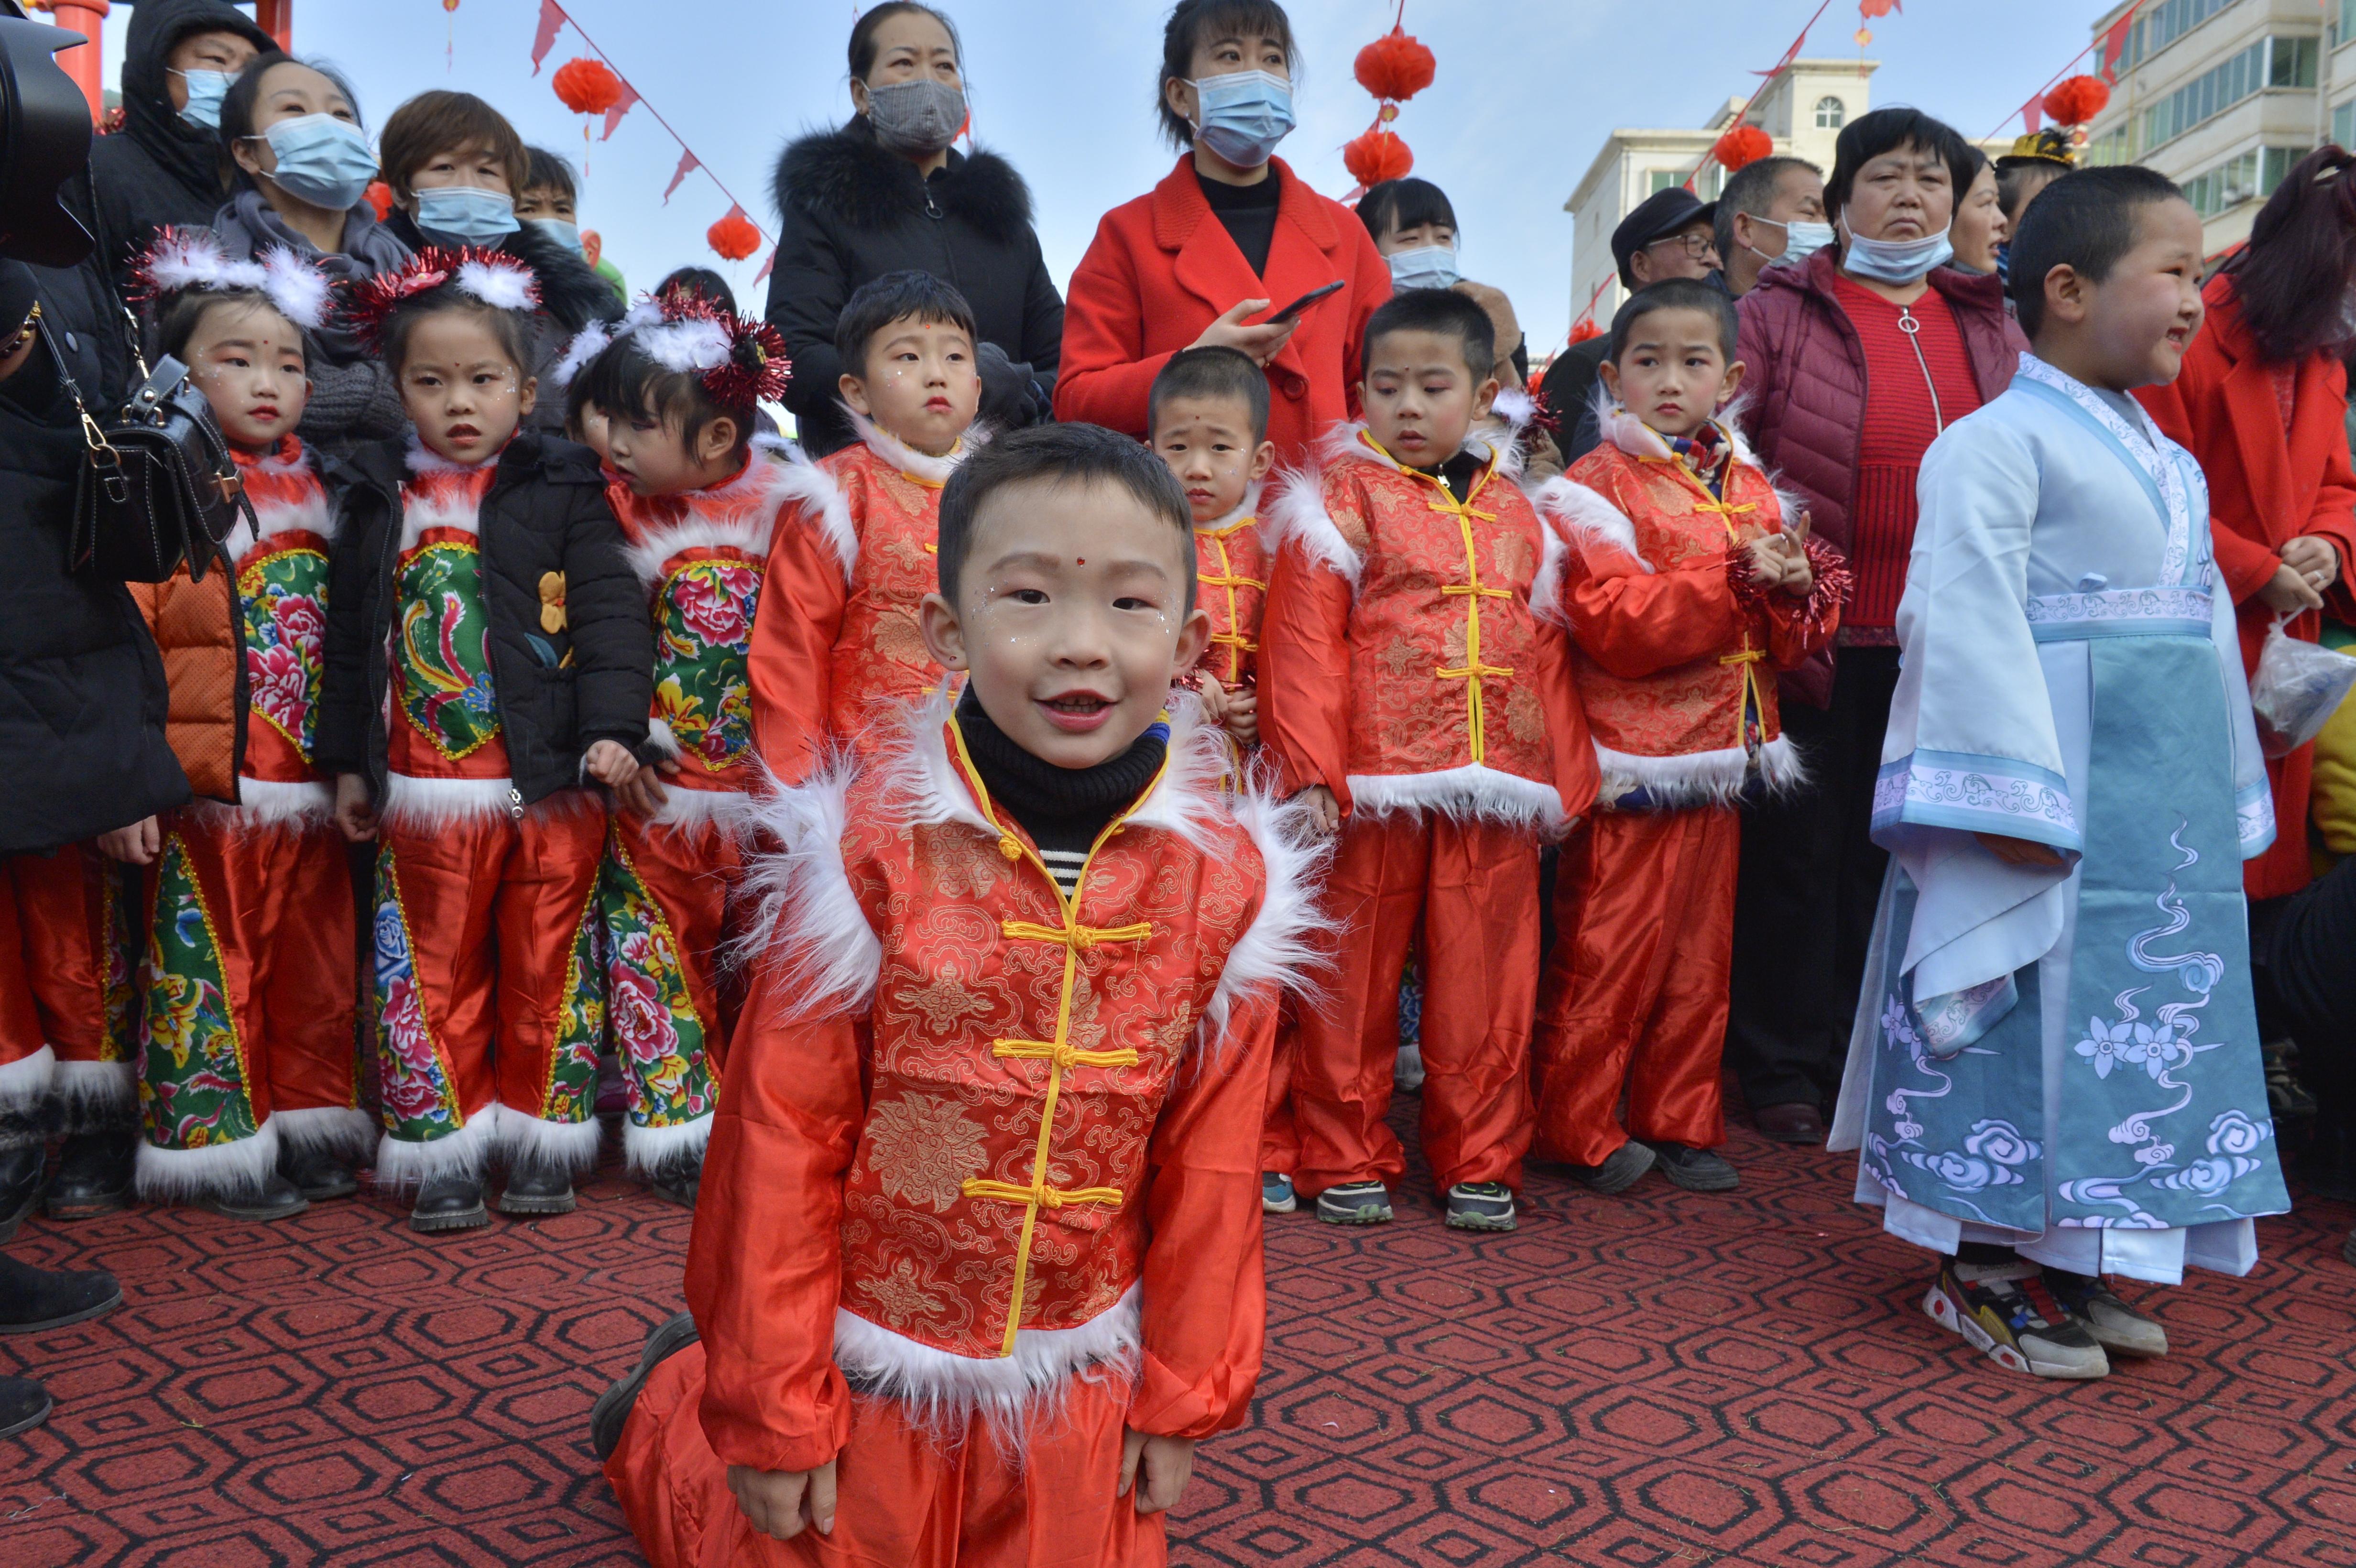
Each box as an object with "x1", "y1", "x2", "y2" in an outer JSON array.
[{"x1": 5, "y1": 1105, "x2": 2355, "y2": 1567}]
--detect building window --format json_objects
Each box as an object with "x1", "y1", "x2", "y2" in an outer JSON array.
[
  {"x1": 2139, "y1": 36, "x2": 2318, "y2": 152},
  {"x1": 2084, "y1": 124, "x2": 2133, "y2": 167},
  {"x1": 1649, "y1": 169, "x2": 1680, "y2": 194},
  {"x1": 1814, "y1": 96, "x2": 1844, "y2": 129},
  {"x1": 2127, "y1": 0, "x2": 2241, "y2": 70},
  {"x1": 2336, "y1": 99, "x2": 2356, "y2": 152},
  {"x1": 2179, "y1": 144, "x2": 2303, "y2": 218}
]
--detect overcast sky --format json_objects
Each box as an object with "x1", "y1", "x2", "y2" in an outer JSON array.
[{"x1": 75, "y1": 0, "x2": 2104, "y2": 357}]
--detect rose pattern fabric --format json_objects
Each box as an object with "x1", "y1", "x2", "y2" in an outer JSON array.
[
  {"x1": 137, "y1": 835, "x2": 260, "y2": 1152},
  {"x1": 540, "y1": 889, "x2": 607, "y2": 1126},
  {"x1": 372, "y1": 853, "x2": 461, "y2": 1139},
  {"x1": 393, "y1": 538, "x2": 501, "y2": 760},
  {"x1": 654, "y1": 554, "x2": 762, "y2": 773},
  {"x1": 598, "y1": 838, "x2": 714, "y2": 1129},
  {"x1": 240, "y1": 544, "x2": 330, "y2": 761},
  {"x1": 102, "y1": 863, "x2": 140, "y2": 1063}
]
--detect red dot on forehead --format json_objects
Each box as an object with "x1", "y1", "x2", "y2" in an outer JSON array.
[{"x1": 1077, "y1": 557, "x2": 1086, "y2": 565}]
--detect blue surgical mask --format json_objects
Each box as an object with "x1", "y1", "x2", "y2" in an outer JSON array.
[
  {"x1": 417, "y1": 185, "x2": 522, "y2": 245},
  {"x1": 1188, "y1": 70, "x2": 1295, "y2": 169},
  {"x1": 1838, "y1": 218, "x2": 1953, "y2": 285},
  {"x1": 1752, "y1": 216, "x2": 1835, "y2": 267},
  {"x1": 529, "y1": 218, "x2": 583, "y2": 255},
  {"x1": 1387, "y1": 244, "x2": 1460, "y2": 291},
  {"x1": 172, "y1": 68, "x2": 234, "y2": 131},
  {"x1": 257, "y1": 114, "x2": 379, "y2": 211}
]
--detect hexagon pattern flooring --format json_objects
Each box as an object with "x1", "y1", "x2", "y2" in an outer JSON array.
[{"x1": 5, "y1": 1100, "x2": 2355, "y2": 1567}]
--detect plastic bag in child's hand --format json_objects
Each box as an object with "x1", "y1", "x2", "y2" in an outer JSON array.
[{"x1": 2251, "y1": 614, "x2": 2356, "y2": 758}]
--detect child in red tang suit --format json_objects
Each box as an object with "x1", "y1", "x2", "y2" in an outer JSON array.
[
  {"x1": 589, "y1": 423, "x2": 1322, "y2": 1567},
  {"x1": 121, "y1": 233, "x2": 369, "y2": 1219},
  {"x1": 1260, "y1": 288, "x2": 1598, "y2": 1235},
  {"x1": 750, "y1": 270, "x2": 985, "y2": 785},
  {"x1": 1530, "y1": 278, "x2": 1842, "y2": 1198},
  {"x1": 559, "y1": 288, "x2": 795, "y2": 1206}
]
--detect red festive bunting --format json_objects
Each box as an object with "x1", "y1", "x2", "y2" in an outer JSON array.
[
  {"x1": 663, "y1": 149, "x2": 700, "y2": 204},
  {"x1": 1343, "y1": 127, "x2": 1414, "y2": 187},
  {"x1": 600, "y1": 79, "x2": 639, "y2": 140},
  {"x1": 552, "y1": 57, "x2": 624, "y2": 116},
  {"x1": 2020, "y1": 94, "x2": 2044, "y2": 135},
  {"x1": 1858, "y1": 0, "x2": 1899, "y2": 17},
  {"x1": 530, "y1": 0, "x2": 565, "y2": 74},
  {"x1": 1714, "y1": 124, "x2": 1774, "y2": 172},
  {"x1": 708, "y1": 207, "x2": 761, "y2": 262},
  {"x1": 1353, "y1": 25, "x2": 1435, "y2": 103},
  {"x1": 2042, "y1": 74, "x2": 2109, "y2": 127}
]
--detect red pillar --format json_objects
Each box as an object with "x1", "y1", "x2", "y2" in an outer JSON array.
[
  {"x1": 254, "y1": 0, "x2": 291, "y2": 50},
  {"x1": 38, "y1": 0, "x2": 109, "y2": 126}
]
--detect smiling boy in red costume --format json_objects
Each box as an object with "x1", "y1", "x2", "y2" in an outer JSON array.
[{"x1": 591, "y1": 422, "x2": 1322, "y2": 1565}]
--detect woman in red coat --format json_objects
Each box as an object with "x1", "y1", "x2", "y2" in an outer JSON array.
[
  {"x1": 2138, "y1": 146, "x2": 2356, "y2": 903},
  {"x1": 1054, "y1": 0, "x2": 1389, "y2": 465}
]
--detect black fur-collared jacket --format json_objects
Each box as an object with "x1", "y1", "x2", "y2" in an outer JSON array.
[{"x1": 764, "y1": 116, "x2": 1064, "y2": 456}]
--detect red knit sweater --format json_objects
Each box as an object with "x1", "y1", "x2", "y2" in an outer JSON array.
[{"x1": 1833, "y1": 276, "x2": 1986, "y2": 632}]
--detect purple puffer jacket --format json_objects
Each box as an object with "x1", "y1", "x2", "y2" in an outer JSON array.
[{"x1": 1733, "y1": 245, "x2": 2028, "y2": 704}]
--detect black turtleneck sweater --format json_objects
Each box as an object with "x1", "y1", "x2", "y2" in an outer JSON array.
[
  {"x1": 1414, "y1": 448, "x2": 1485, "y2": 504},
  {"x1": 1199, "y1": 163, "x2": 1283, "y2": 278},
  {"x1": 955, "y1": 688, "x2": 1167, "y2": 896}
]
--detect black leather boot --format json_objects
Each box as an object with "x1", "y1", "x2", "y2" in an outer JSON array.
[
  {"x1": 0, "y1": 1143, "x2": 44, "y2": 1243},
  {"x1": 500, "y1": 1157, "x2": 576, "y2": 1217},
  {"x1": 649, "y1": 1154, "x2": 701, "y2": 1210},
  {"x1": 0, "y1": 1253, "x2": 121, "y2": 1334},
  {"x1": 207, "y1": 1172, "x2": 309, "y2": 1222},
  {"x1": 409, "y1": 1174, "x2": 489, "y2": 1233},
  {"x1": 280, "y1": 1143, "x2": 359, "y2": 1201},
  {"x1": 0, "y1": 1377, "x2": 51, "y2": 1440},
  {"x1": 45, "y1": 1129, "x2": 135, "y2": 1220}
]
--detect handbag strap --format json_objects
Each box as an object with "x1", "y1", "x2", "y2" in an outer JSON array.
[{"x1": 33, "y1": 304, "x2": 129, "y2": 493}]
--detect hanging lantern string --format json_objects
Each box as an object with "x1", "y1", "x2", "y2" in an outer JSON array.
[
  {"x1": 1982, "y1": 0, "x2": 2152, "y2": 142},
  {"x1": 534, "y1": 0, "x2": 776, "y2": 259}
]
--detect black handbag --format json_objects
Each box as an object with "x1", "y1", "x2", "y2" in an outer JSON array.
[{"x1": 42, "y1": 303, "x2": 254, "y2": 584}]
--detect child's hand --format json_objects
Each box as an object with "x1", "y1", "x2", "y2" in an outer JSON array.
[
  {"x1": 1222, "y1": 685, "x2": 1259, "y2": 748},
  {"x1": 1975, "y1": 831, "x2": 2067, "y2": 868},
  {"x1": 1195, "y1": 672, "x2": 1228, "y2": 728},
  {"x1": 1775, "y1": 534, "x2": 1814, "y2": 599},
  {"x1": 1742, "y1": 534, "x2": 1793, "y2": 590},
  {"x1": 1297, "y1": 784, "x2": 1341, "y2": 836},
  {"x1": 333, "y1": 775, "x2": 378, "y2": 843},
  {"x1": 584, "y1": 740, "x2": 664, "y2": 816},
  {"x1": 1119, "y1": 1429, "x2": 1197, "y2": 1516},
  {"x1": 96, "y1": 816, "x2": 160, "y2": 865},
  {"x1": 726, "y1": 1461, "x2": 836, "y2": 1541}
]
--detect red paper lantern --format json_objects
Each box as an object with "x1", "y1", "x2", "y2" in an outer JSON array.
[
  {"x1": 1344, "y1": 127, "x2": 1414, "y2": 187},
  {"x1": 708, "y1": 209, "x2": 762, "y2": 262},
  {"x1": 552, "y1": 57, "x2": 625, "y2": 117},
  {"x1": 1353, "y1": 25, "x2": 1436, "y2": 103},
  {"x1": 1714, "y1": 124, "x2": 1774, "y2": 172},
  {"x1": 364, "y1": 181, "x2": 394, "y2": 221},
  {"x1": 1568, "y1": 316, "x2": 1602, "y2": 344},
  {"x1": 2043, "y1": 75, "x2": 2110, "y2": 127}
]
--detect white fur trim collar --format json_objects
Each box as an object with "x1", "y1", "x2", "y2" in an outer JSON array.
[
  {"x1": 246, "y1": 486, "x2": 336, "y2": 547},
  {"x1": 404, "y1": 437, "x2": 491, "y2": 476},
  {"x1": 396, "y1": 478, "x2": 487, "y2": 553},
  {"x1": 1196, "y1": 762, "x2": 1330, "y2": 1056},
  {"x1": 846, "y1": 405, "x2": 981, "y2": 487},
  {"x1": 618, "y1": 457, "x2": 798, "y2": 587},
  {"x1": 1529, "y1": 476, "x2": 1651, "y2": 577},
  {"x1": 1194, "y1": 481, "x2": 1264, "y2": 534},
  {"x1": 774, "y1": 450, "x2": 858, "y2": 586},
  {"x1": 1264, "y1": 464, "x2": 1363, "y2": 590},
  {"x1": 1594, "y1": 734, "x2": 1806, "y2": 811}
]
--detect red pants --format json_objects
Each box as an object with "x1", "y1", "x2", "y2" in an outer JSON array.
[
  {"x1": 1258, "y1": 1005, "x2": 1299, "y2": 1175},
  {"x1": 372, "y1": 799, "x2": 606, "y2": 1184},
  {"x1": 0, "y1": 847, "x2": 136, "y2": 1125},
  {"x1": 135, "y1": 811, "x2": 362, "y2": 1199},
  {"x1": 606, "y1": 1342, "x2": 1164, "y2": 1568},
  {"x1": 1532, "y1": 808, "x2": 1738, "y2": 1165},
  {"x1": 603, "y1": 811, "x2": 737, "y2": 1173},
  {"x1": 1290, "y1": 814, "x2": 1538, "y2": 1196}
]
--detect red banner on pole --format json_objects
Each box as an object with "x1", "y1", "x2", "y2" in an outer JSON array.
[{"x1": 530, "y1": 0, "x2": 565, "y2": 74}]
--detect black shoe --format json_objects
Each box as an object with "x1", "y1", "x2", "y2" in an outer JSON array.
[
  {"x1": 45, "y1": 1130, "x2": 134, "y2": 1220},
  {"x1": 1651, "y1": 1142, "x2": 1740, "y2": 1192},
  {"x1": 0, "y1": 1254, "x2": 122, "y2": 1334},
  {"x1": 0, "y1": 1144, "x2": 44, "y2": 1243},
  {"x1": 2295, "y1": 1122, "x2": 2356, "y2": 1204},
  {"x1": 206, "y1": 1172, "x2": 309, "y2": 1222},
  {"x1": 500, "y1": 1158, "x2": 577, "y2": 1216},
  {"x1": 280, "y1": 1144, "x2": 359, "y2": 1202},
  {"x1": 1570, "y1": 1140, "x2": 1656, "y2": 1195},
  {"x1": 409, "y1": 1175, "x2": 489, "y2": 1233},
  {"x1": 0, "y1": 1376, "x2": 52, "y2": 1439},
  {"x1": 589, "y1": 1310, "x2": 700, "y2": 1461},
  {"x1": 1445, "y1": 1181, "x2": 1516, "y2": 1231},
  {"x1": 649, "y1": 1157, "x2": 699, "y2": 1210},
  {"x1": 1314, "y1": 1180, "x2": 1393, "y2": 1225}
]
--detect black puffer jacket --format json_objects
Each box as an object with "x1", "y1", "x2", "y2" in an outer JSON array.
[
  {"x1": 0, "y1": 263, "x2": 188, "y2": 855},
  {"x1": 317, "y1": 433, "x2": 652, "y2": 809},
  {"x1": 765, "y1": 118, "x2": 1063, "y2": 456}
]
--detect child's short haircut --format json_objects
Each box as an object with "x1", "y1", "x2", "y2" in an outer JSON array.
[
  {"x1": 1357, "y1": 177, "x2": 1456, "y2": 245},
  {"x1": 577, "y1": 333, "x2": 753, "y2": 462},
  {"x1": 834, "y1": 269, "x2": 979, "y2": 378},
  {"x1": 1606, "y1": 277, "x2": 1739, "y2": 366},
  {"x1": 2007, "y1": 166, "x2": 2186, "y2": 338},
  {"x1": 937, "y1": 422, "x2": 1197, "y2": 609},
  {"x1": 521, "y1": 146, "x2": 577, "y2": 200},
  {"x1": 378, "y1": 90, "x2": 529, "y2": 202},
  {"x1": 1360, "y1": 287, "x2": 1495, "y2": 383},
  {"x1": 1149, "y1": 346, "x2": 1270, "y2": 442},
  {"x1": 156, "y1": 289, "x2": 308, "y2": 369},
  {"x1": 656, "y1": 266, "x2": 738, "y2": 315}
]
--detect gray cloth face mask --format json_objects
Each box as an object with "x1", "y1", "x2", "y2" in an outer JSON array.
[{"x1": 864, "y1": 78, "x2": 967, "y2": 155}]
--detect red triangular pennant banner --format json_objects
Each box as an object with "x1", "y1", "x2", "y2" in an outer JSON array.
[
  {"x1": 2021, "y1": 93, "x2": 2043, "y2": 134},
  {"x1": 2099, "y1": 13, "x2": 2133, "y2": 82},
  {"x1": 530, "y1": 0, "x2": 565, "y2": 74},
  {"x1": 754, "y1": 248, "x2": 776, "y2": 285},
  {"x1": 664, "y1": 148, "x2": 700, "y2": 204},
  {"x1": 601, "y1": 80, "x2": 639, "y2": 140}
]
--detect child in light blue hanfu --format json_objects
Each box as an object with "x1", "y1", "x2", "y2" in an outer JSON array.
[{"x1": 1830, "y1": 166, "x2": 2289, "y2": 1381}]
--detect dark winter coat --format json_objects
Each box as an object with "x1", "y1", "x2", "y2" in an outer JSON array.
[
  {"x1": 0, "y1": 263, "x2": 188, "y2": 855},
  {"x1": 316, "y1": 433, "x2": 653, "y2": 810},
  {"x1": 1733, "y1": 246, "x2": 2027, "y2": 702},
  {"x1": 765, "y1": 118, "x2": 1064, "y2": 457}
]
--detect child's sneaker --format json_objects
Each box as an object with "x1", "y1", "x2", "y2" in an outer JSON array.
[
  {"x1": 1445, "y1": 1182, "x2": 1515, "y2": 1231},
  {"x1": 2041, "y1": 1268, "x2": 2168, "y2": 1358},
  {"x1": 1261, "y1": 1172, "x2": 1297, "y2": 1214},
  {"x1": 1315, "y1": 1180, "x2": 1392, "y2": 1225},
  {"x1": 1924, "y1": 1260, "x2": 2109, "y2": 1379},
  {"x1": 1394, "y1": 1044, "x2": 1426, "y2": 1093}
]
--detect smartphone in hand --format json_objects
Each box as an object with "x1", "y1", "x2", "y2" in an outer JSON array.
[{"x1": 1264, "y1": 279, "x2": 1345, "y2": 325}]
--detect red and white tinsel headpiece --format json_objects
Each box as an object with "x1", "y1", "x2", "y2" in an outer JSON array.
[
  {"x1": 136, "y1": 228, "x2": 332, "y2": 331},
  {"x1": 553, "y1": 285, "x2": 790, "y2": 406},
  {"x1": 345, "y1": 245, "x2": 540, "y2": 354}
]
